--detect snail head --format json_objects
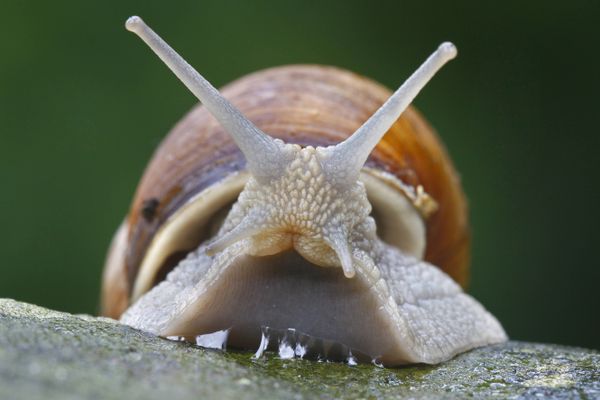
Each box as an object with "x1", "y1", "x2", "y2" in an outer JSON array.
[{"x1": 126, "y1": 16, "x2": 456, "y2": 279}]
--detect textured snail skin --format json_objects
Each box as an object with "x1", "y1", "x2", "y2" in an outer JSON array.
[
  {"x1": 120, "y1": 127, "x2": 506, "y2": 364},
  {"x1": 102, "y1": 65, "x2": 470, "y2": 319},
  {"x1": 121, "y1": 120, "x2": 506, "y2": 366},
  {"x1": 122, "y1": 242, "x2": 505, "y2": 365}
]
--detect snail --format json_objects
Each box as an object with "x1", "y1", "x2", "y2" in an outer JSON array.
[{"x1": 101, "y1": 16, "x2": 507, "y2": 366}]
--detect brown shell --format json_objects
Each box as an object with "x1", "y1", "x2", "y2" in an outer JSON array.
[{"x1": 101, "y1": 65, "x2": 470, "y2": 318}]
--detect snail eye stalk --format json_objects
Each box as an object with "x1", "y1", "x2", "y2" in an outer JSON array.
[
  {"x1": 125, "y1": 16, "x2": 288, "y2": 183},
  {"x1": 322, "y1": 42, "x2": 457, "y2": 186}
]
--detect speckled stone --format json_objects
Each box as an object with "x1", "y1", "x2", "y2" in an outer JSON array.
[{"x1": 0, "y1": 298, "x2": 598, "y2": 399}]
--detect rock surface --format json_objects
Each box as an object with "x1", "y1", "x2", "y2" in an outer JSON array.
[{"x1": 0, "y1": 298, "x2": 598, "y2": 400}]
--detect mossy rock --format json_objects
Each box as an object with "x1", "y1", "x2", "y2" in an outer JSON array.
[{"x1": 0, "y1": 298, "x2": 598, "y2": 399}]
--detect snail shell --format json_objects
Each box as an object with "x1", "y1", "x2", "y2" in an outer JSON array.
[{"x1": 103, "y1": 17, "x2": 506, "y2": 366}]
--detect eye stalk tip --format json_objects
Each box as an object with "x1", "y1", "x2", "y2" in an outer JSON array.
[
  {"x1": 125, "y1": 16, "x2": 144, "y2": 33},
  {"x1": 438, "y1": 42, "x2": 458, "y2": 61}
]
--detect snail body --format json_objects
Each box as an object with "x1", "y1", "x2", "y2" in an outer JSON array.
[{"x1": 103, "y1": 16, "x2": 506, "y2": 366}]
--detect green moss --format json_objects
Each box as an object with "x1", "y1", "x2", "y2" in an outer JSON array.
[{"x1": 0, "y1": 299, "x2": 598, "y2": 400}]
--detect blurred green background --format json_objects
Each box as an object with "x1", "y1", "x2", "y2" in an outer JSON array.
[{"x1": 1, "y1": 1, "x2": 598, "y2": 350}]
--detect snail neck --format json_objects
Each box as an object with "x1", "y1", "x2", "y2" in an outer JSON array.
[{"x1": 207, "y1": 145, "x2": 379, "y2": 279}]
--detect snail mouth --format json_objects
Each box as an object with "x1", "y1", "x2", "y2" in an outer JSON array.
[{"x1": 122, "y1": 247, "x2": 399, "y2": 363}]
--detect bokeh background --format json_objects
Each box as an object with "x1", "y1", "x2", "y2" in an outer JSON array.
[{"x1": 1, "y1": 1, "x2": 598, "y2": 350}]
